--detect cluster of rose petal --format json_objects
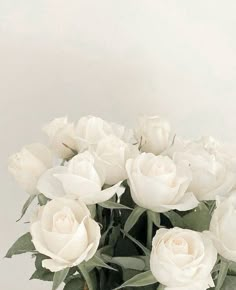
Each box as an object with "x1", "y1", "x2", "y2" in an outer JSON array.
[{"x1": 7, "y1": 115, "x2": 236, "y2": 290}]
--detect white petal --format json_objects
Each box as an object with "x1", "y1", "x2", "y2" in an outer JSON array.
[
  {"x1": 81, "y1": 181, "x2": 122, "y2": 205},
  {"x1": 37, "y1": 166, "x2": 67, "y2": 199},
  {"x1": 57, "y1": 217, "x2": 89, "y2": 261},
  {"x1": 41, "y1": 198, "x2": 90, "y2": 230},
  {"x1": 26, "y1": 143, "x2": 53, "y2": 168},
  {"x1": 152, "y1": 192, "x2": 199, "y2": 213},
  {"x1": 83, "y1": 217, "x2": 101, "y2": 261},
  {"x1": 42, "y1": 229, "x2": 73, "y2": 254},
  {"x1": 71, "y1": 243, "x2": 94, "y2": 267},
  {"x1": 55, "y1": 173, "x2": 100, "y2": 197},
  {"x1": 31, "y1": 221, "x2": 67, "y2": 264},
  {"x1": 42, "y1": 259, "x2": 69, "y2": 272}
]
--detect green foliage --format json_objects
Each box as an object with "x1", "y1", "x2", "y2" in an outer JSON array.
[
  {"x1": 102, "y1": 255, "x2": 147, "y2": 271},
  {"x1": 63, "y1": 278, "x2": 84, "y2": 290},
  {"x1": 78, "y1": 263, "x2": 96, "y2": 290},
  {"x1": 30, "y1": 254, "x2": 54, "y2": 281},
  {"x1": 163, "y1": 211, "x2": 185, "y2": 228},
  {"x1": 5, "y1": 232, "x2": 35, "y2": 258},
  {"x1": 38, "y1": 193, "x2": 50, "y2": 206},
  {"x1": 124, "y1": 206, "x2": 146, "y2": 233},
  {"x1": 221, "y1": 276, "x2": 236, "y2": 289},
  {"x1": 215, "y1": 259, "x2": 230, "y2": 290},
  {"x1": 85, "y1": 254, "x2": 117, "y2": 272},
  {"x1": 147, "y1": 211, "x2": 161, "y2": 228},
  {"x1": 52, "y1": 268, "x2": 69, "y2": 290},
  {"x1": 98, "y1": 200, "x2": 132, "y2": 210},
  {"x1": 228, "y1": 261, "x2": 236, "y2": 275},
  {"x1": 114, "y1": 270, "x2": 157, "y2": 289},
  {"x1": 182, "y1": 202, "x2": 211, "y2": 231},
  {"x1": 16, "y1": 195, "x2": 36, "y2": 222}
]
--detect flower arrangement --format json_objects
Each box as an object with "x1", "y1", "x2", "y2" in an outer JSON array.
[{"x1": 6, "y1": 115, "x2": 236, "y2": 290}]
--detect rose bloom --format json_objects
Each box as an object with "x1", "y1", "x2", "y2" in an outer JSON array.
[
  {"x1": 135, "y1": 115, "x2": 171, "y2": 155},
  {"x1": 31, "y1": 198, "x2": 100, "y2": 272},
  {"x1": 43, "y1": 116, "x2": 77, "y2": 159},
  {"x1": 75, "y1": 115, "x2": 133, "y2": 151},
  {"x1": 93, "y1": 135, "x2": 139, "y2": 185},
  {"x1": 150, "y1": 228, "x2": 217, "y2": 290},
  {"x1": 37, "y1": 151, "x2": 121, "y2": 204},
  {"x1": 200, "y1": 136, "x2": 236, "y2": 180},
  {"x1": 174, "y1": 138, "x2": 235, "y2": 201},
  {"x1": 206, "y1": 192, "x2": 236, "y2": 262},
  {"x1": 126, "y1": 153, "x2": 198, "y2": 212},
  {"x1": 8, "y1": 143, "x2": 53, "y2": 195}
]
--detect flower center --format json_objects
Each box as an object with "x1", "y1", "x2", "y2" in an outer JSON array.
[
  {"x1": 52, "y1": 207, "x2": 78, "y2": 234},
  {"x1": 170, "y1": 237, "x2": 189, "y2": 254}
]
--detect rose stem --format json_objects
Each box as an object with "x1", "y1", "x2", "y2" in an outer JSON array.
[{"x1": 147, "y1": 211, "x2": 153, "y2": 249}]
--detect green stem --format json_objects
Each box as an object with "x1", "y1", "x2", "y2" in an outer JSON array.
[
  {"x1": 209, "y1": 200, "x2": 216, "y2": 215},
  {"x1": 215, "y1": 258, "x2": 230, "y2": 290},
  {"x1": 78, "y1": 264, "x2": 94, "y2": 290},
  {"x1": 147, "y1": 212, "x2": 153, "y2": 249},
  {"x1": 97, "y1": 204, "x2": 103, "y2": 224}
]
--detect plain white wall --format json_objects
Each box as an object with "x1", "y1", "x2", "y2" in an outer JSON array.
[{"x1": 1, "y1": 1, "x2": 236, "y2": 289}]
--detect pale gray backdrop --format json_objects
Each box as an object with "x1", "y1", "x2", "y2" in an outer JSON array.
[{"x1": 1, "y1": 1, "x2": 236, "y2": 289}]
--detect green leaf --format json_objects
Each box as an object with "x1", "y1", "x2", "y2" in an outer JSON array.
[
  {"x1": 124, "y1": 206, "x2": 146, "y2": 233},
  {"x1": 35, "y1": 254, "x2": 48, "y2": 269},
  {"x1": 120, "y1": 185, "x2": 135, "y2": 209},
  {"x1": 182, "y1": 202, "x2": 211, "y2": 231},
  {"x1": 163, "y1": 211, "x2": 185, "y2": 228},
  {"x1": 30, "y1": 254, "x2": 54, "y2": 281},
  {"x1": 221, "y1": 276, "x2": 236, "y2": 289},
  {"x1": 78, "y1": 263, "x2": 95, "y2": 290},
  {"x1": 38, "y1": 193, "x2": 50, "y2": 206},
  {"x1": 30, "y1": 268, "x2": 54, "y2": 281},
  {"x1": 122, "y1": 269, "x2": 140, "y2": 283},
  {"x1": 85, "y1": 254, "x2": 117, "y2": 272},
  {"x1": 121, "y1": 229, "x2": 150, "y2": 256},
  {"x1": 229, "y1": 261, "x2": 236, "y2": 275},
  {"x1": 5, "y1": 232, "x2": 35, "y2": 258},
  {"x1": 103, "y1": 255, "x2": 146, "y2": 271},
  {"x1": 99, "y1": 200, "x2": 132, "y2": 210},
  {"x1": 16, "y1": 195, "x2": 36, "y2": 222},
  {"x1": 87, "y1": 204, "x2": 96, "y2": 219},
  {"x1": 114, "y1": 270, "x2": 157, "y2": 289},
  {"x1": 97, "y1": 245, "x2": 113, "y2": 257},
  {"x1": 52, "y1": 268, "x2": 69, "y2": 290},
  {"x1": 109, "y1": 226, "x2": 121, "y2": 247},
  {"x1": 215, "y1": 259, "x2": 230, "y2": 290},
  {"x1": 100, "y1": 223, "x2": 113, "y2": 246},
  {"x1": 147, "y1": 211, "x2": 161, "y2": 228},
  {"x1": 63, "y1": 278, "x2": 84, "y2": 290}
]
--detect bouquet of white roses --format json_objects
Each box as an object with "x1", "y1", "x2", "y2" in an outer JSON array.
[{"x1": 6, "y1": 115, "x2": 236, "y2": 290}]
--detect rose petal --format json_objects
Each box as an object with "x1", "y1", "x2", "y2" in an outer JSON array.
[{"x1": 37, "y1": 166, "x2": 67, "y2": 199}]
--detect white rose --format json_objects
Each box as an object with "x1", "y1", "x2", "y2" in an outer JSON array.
[
  {"x1": 135, "y1": 115, "x2": 171, "y2": 155},
  {"x1": 150, "y1": 228, "x2": 217, "y2": 290},
  {"x1": 206, "y1": 192, "x2": 236, "y2": 262},
  {"x1": 76, "y1": 115, "x2": 133, "y2": 150},
  {"x1": 8, "y1": 143, "x2": 53, "y2": 195},
  {"x1": 126, "y1": 153, "x2": 198, "y2": 212},
  {"x1": 200, "y1": 136, "x2": 236, "y2": 180},
  {"x1": 93, "y1": 135, "x2": 139, "y2": 185},
  {"x1": 165, "y1": 136, "x2": 191, "y2": 158},
  {"x1": 31, "y1": 197, "x2": 100, "y2": 272},
  {"x1": 174, "y1": 138, "x2": 235, "y2": 201},
  {"x1": 43, "y1": 117, "x2": 77, "y2": 159},
  {"x1": 37, "y1": 151, "x2": 121, "y2": 204}
]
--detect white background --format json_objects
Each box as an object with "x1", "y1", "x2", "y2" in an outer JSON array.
[{"x1": 1, "y1": 1, "x2": 236, "y2": 289}]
